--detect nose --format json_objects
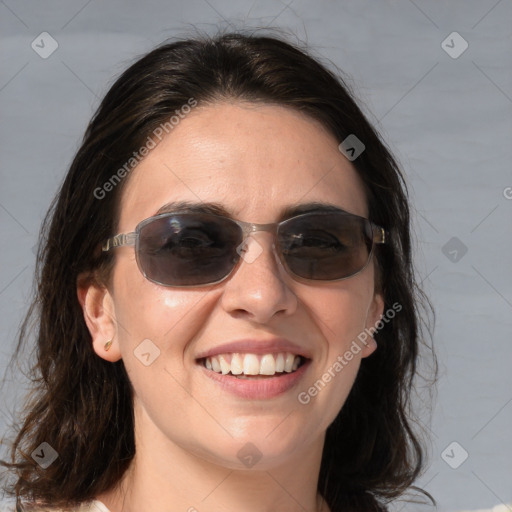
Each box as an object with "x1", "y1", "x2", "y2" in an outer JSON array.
[{"x1": 220, "y1": 232, "x2": 298, "y2": 323}]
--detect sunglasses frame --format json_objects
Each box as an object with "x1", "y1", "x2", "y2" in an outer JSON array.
[{"x1": 102, "y1": 210, "x2": 387, "y2": 287}]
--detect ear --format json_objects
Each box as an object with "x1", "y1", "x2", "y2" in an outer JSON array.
[
  {"x1": 77, "y1": 274, "x2": 122, "y2": 362},
  {"x1": 361, "y1": 292, "x2": 385, "y2": 358}
]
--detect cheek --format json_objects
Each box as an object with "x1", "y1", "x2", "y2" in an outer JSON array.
[
  {"x1": 304, "y1": 277, "x2": 374, "y2": 352},
  {"x1": 295, "y1": 278, "x2": 374, "y2": 428},
  {"x1": 110, "y1": 257, "x2": 208, "y2": 376},
  {"x1": 110, "y1": 264, "x2": 219, "y2": 437}
]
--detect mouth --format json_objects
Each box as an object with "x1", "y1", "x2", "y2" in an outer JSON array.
[
  {"x1": 199, "y1": 352, "x2": 307, "y2": 378},
  {"x1": 197, "y1": 352, "x2": 310, "y2": 399}
]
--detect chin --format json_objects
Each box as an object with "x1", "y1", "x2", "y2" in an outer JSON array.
[{"x1": 194, "y1": 423, "x2": 317, "y2": 471}]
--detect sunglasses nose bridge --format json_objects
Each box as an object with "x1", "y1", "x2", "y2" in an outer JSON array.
[
  {"x1": 237, "y1": 220, "x2": 278, "y2": 241},
  {"x1": 235, "y1": 221, "x2": 283, "y2": 269}
]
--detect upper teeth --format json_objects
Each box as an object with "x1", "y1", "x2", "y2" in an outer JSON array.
[{"x1": 204, "y1": 352, "x2": 301, "y2": 376}]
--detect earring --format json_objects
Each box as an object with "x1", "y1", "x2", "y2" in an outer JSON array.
[{"x1": 104, "y1": 339, "x2": 113, "y2": 352}]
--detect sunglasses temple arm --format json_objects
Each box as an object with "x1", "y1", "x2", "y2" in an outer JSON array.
[{"x1": 102, "y1": 232, "x2": 137, "y2": 252}]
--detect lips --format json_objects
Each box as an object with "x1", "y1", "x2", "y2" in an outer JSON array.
[
  {"x1": 195, "y1": 338, "x2": 312, "y2": 360},
  {"x1": 200, "y1": 359, "x2": 310, "y2": 399},
  {"x1": 195, "y1": 338, "x2": 311, "y2": 399}
]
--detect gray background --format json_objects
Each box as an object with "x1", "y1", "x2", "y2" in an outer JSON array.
[{"x1": 1, "y1": 1, "x2": 511, "y2": 511}]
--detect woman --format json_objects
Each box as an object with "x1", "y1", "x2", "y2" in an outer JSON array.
[{"x1": 1, "y1": 32, "x2": 435, "y2": 511}]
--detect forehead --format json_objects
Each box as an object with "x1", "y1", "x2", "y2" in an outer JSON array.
[{"x1": 118, "y1": 102, "x2": 368, "y2": 230}]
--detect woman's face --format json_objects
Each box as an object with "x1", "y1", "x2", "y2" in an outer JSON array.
[{"x1": 86, "y1": 102, "x2": 384, "y2": 470}]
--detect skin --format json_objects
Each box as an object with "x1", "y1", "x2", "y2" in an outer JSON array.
[{"x1": 78, "y1": 102, "x2": 384, "y2": 512}]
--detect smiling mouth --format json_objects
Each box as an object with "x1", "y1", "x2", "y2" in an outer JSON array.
[{"x1": 198, "y1": 352, "x2": 307, "y2": 378}]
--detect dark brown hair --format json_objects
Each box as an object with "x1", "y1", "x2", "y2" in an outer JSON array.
[{"x1": 0, "y1": 31, "x2": 436, "y2": 512}]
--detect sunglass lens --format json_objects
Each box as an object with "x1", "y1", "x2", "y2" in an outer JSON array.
[
  {"x1": 279, "y1": 213, "x2": 372, "y2": 280},
  {"x1": 137, "y1": 214, "x2": 242, "y2": 286}
]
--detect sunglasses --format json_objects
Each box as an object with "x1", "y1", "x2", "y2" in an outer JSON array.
[{"x1": 102, "y1": 210, "x2": 386, "y2": 287}]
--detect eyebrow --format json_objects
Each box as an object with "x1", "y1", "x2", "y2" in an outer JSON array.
[{"x1": 154, "y1": 200, "x2": 350, "y2": 220}]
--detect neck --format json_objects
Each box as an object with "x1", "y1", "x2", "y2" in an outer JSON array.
[{"x1": 97, "y1": 403, "x2": 329, "y2": 512}]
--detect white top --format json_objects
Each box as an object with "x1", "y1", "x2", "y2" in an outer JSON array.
[
  {"x1": 88, "y1": 501, "x2": 111, "y2": 512},
  {"x1": 80, "y1": 501, "x2": 512, "y2": 512},
  {"x1": 85, "y1": 502, "x2": 511, "y2": 512},
  {"x1": 18, "y1": 499, "x2": 512, "y2": 511},
  {"x1": 68, "y1": 501, "x2": 110, "y2": 512},
  {"x1": 22, "y1": 500, "x2": 111, "y2": 512}
]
